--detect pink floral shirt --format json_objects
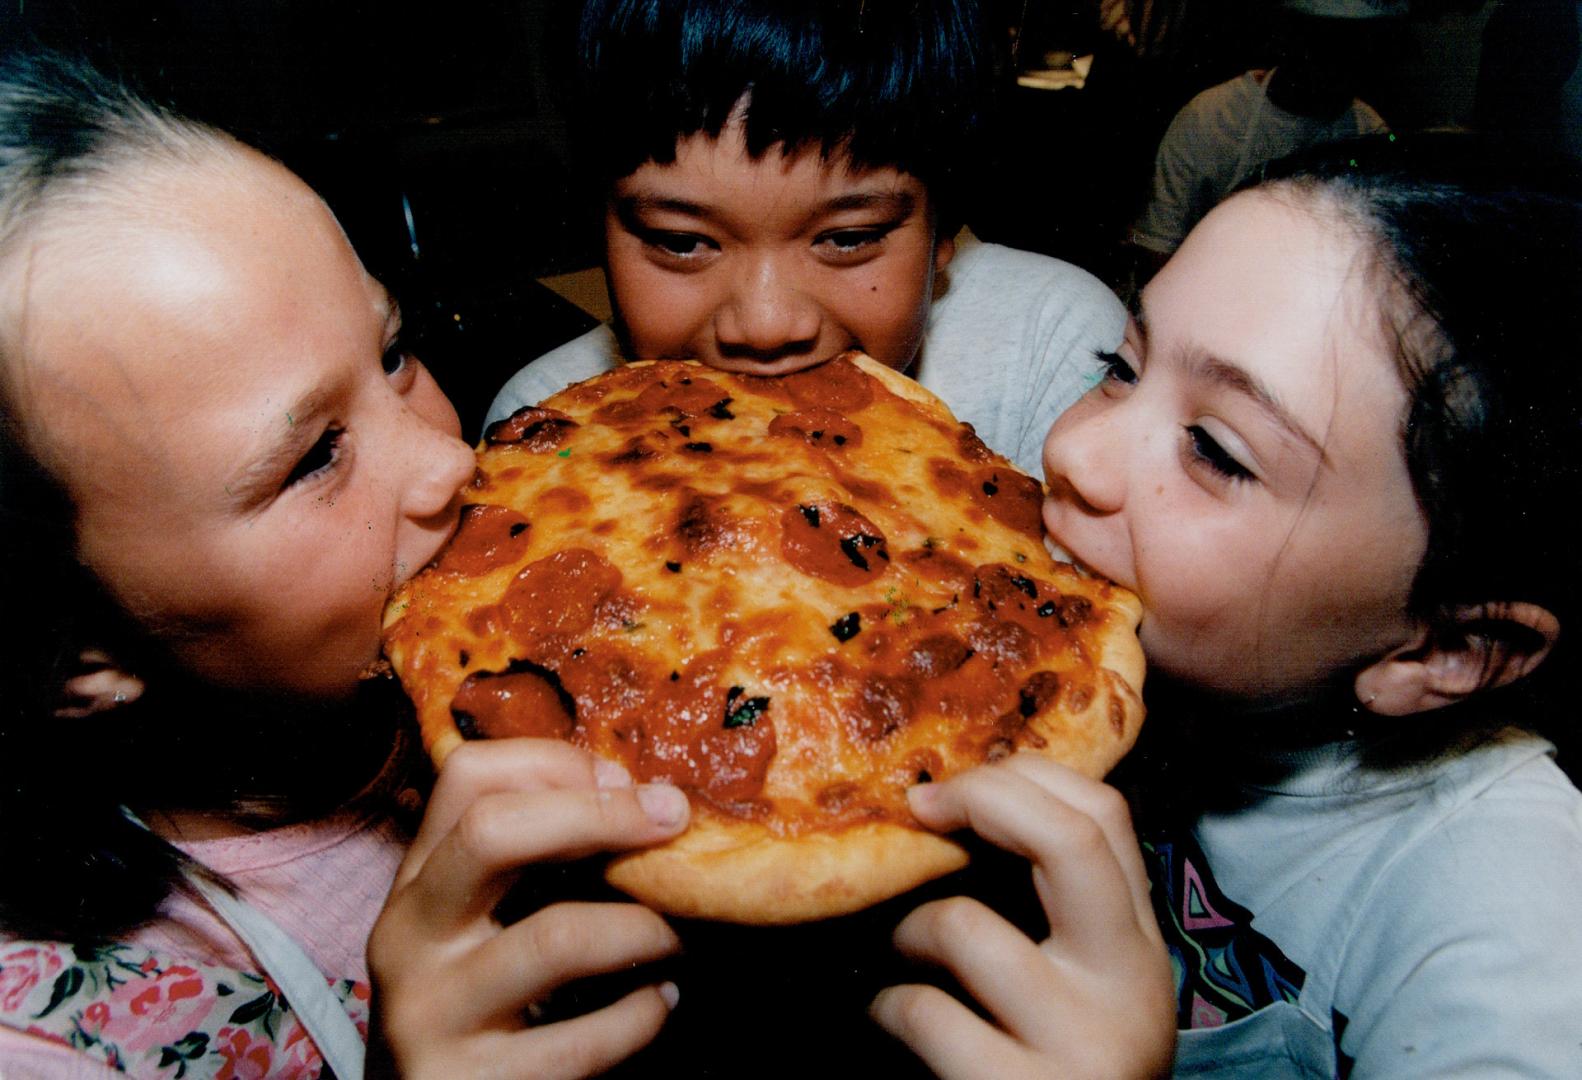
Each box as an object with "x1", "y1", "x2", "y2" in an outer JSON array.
[
  {"x1": 0, "y1": 939, "x2": 369, "y2": 1078},
  {"x1": 0, "y1": 735, "x2": 416, "y2": 1078}
]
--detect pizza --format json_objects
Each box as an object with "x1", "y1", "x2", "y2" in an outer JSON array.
[{"x1": 381, "y1": 352, "x2": 1144, "y2": 924}]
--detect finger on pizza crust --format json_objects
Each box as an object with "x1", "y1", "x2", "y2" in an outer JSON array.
[
  {"x1": 870, "y1": 981, "x2": 1032, "y2": 1080},
  {"x1": 406, "y1": 784, "x2": 689, "y2": 926},
  {"x1": 906, "y1": 761, "x2": 1151, "y2": 947},
  {"x1": 463, "y1": 901, "x2": 680, "y2": 1023},
  {"x1": 403, "y1": 738, "x2": 628, "y2": 880}
]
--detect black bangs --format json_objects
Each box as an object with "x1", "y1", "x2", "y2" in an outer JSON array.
[{"x1": 573, "y1": 0, "x2": 989, "y2": 195}]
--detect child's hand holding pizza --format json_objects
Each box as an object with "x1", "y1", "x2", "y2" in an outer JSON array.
[
  {"x1": 366, "y1": 739, "x2": 688, "y2": 1079},
  {"x1": 871, "y1": 756, "x2": 1174, "y2": 1080}
]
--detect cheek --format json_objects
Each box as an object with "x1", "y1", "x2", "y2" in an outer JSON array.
[
  {"x1": 833, "y1": 262, "x2": 933, "y2": 368},
  {"x1": 607, "y1": 263, "x2": 706, "y2": 357}
]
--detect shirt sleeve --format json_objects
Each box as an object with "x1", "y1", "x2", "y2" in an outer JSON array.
[
  {"x1": 484, "y1": 324, "x2": 623, "y2": 427},
  {"x1": 1333, "y1": 767, "x2": 1582, "y2": 1078}
]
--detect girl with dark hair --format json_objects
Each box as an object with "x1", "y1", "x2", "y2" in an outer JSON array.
[
  {"x1": 875, "y1": 134, "x2": 1582, "y2": 1077},
  {"x1": 0, "y1": 50, "x2": 696, "y2": 1078}
]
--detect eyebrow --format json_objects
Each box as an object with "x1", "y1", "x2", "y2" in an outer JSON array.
[
  {"x1": 222, "y1": 386, "x2": 338, "y2": 509},
  {"x1": 1132, "y1": 302, "x2": 1328, "y2": 463},
  {"x1": 223, "y1": 290, "x2": 398, "y2": 509},
  {"x1": 613, "y1": 189, "x2": 917, "y2": 224}
]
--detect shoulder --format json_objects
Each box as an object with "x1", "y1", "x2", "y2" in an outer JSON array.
[
  {"x1": 1167, "y1": 71, "x2": 1263, "y2": 137},
  {"x1": 485, "y1": 324, "x2": 622, "y2": 427},
  {"x1": 934, "y1": 240, "x2": 1119, "y2": 319},
  {"x1": 1333, "y1": 742, "x2": 1582, "y2": 1073}
]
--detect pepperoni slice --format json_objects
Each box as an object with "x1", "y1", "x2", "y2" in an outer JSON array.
[
  {"x1": 780, "y1": 500, "x2": 890, "y2": 587},
  {"x1": 483, "y1": 407, "x2": 579, "y2": 451},
  {"x1": 767, "y1": 407, "x2": 863, "y2": 450},
  {"x1": 432, "y1": 504, "x2": 532, "y2": 577},
  {"x1": 451, "y1": 660, "x2": 576, "y2": 740}
]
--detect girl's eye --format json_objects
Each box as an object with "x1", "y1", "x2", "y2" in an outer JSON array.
[
  {"x1": 1098, "y1": 351, "x2": 1138, "y2": 386},
  {"x1": 1185, "y1": 425, "x2": 1253, "y2": 482},
  {"x1": 282, "y1": 427, "x2": 346, "y2": 489}
]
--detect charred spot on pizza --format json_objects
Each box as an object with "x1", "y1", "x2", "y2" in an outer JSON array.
[
  {"x1": 483, "y1": 407, "x2": 579, "y2": 450},
  {"x1": 708, "y1": 397, "x2": 735, "y2": 420},
  {"x1": 830, "y1": 611, "x2": 862, "y2": 641},
  {"x1": 723, "y1": 686, "x2": 771, "y2": 728},
  {"x1": 431, "y1": 504, "x2": 533, "y2": 577},
  {"x1": 451, "y1": 659, "x2": 577, "y2": 741},
  {"x1": 767, "y1": 408, "x2": 863, "y2": 450},
  {"x1": 781, "y1": 500, "x2": 890, "y2": 587},
  {"x1": 1017, "y1": 671, "x2": 1062, "y2": 719},
  {"x1": 607, "y1": 435, "x2": 661, "y2": 466},
  {"x1": 956, "y1": 424, "x2": 995, "y2": 463}
]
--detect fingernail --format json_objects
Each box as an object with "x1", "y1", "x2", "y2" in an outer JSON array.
[
  {"x1": 594, "y1": 758, "x2": 632, "y2": 789},
  {"x1": 906, "y1": 783, "x2": 937, "y2": 813},
  {"x1": 636, "y1": 784, "x2": 688, "y2": 828},
  {"x1": 658, "y1": 981, "x2": 680, "y2": 1009}
]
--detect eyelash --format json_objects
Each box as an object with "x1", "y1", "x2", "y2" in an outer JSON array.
[
  {"x1": 1097, "y1": 351, "x2": 1255, "y2": 483},
  {"x1": 641, "y1": 230, "x2": 715, "y2": 260},
  {"x1": 815, "y1": 225, "x2": 895, "y2": 257},
  {"x1": 1184, "y1": 425, "x2": 1253, "y2": 482},
  {"x1": 283, "y1": 426, "x2": 346, "y2": 489},
  {"x1": 382, "y1": 338, "x2": 410, "y2": 376},
  {"x1": 1098, "y1": 351, "x2": 1138, "y2": 386}
]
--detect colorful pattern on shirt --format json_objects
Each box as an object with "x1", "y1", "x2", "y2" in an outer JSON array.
[
  {"x1": 0, "y1": 938, "x2": 369, "y2": 1078},
  {"x1": 1143, "y1": 834, "x2": 1306, "y2": 1028}
]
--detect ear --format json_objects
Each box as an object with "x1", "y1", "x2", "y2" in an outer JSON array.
[
  {"x1": 1354, "y1": 602, "x2": 1560, "y2": 717},
  {"x1": 54, "y1": 649, "x2": 145, "y2": 719},
  {"x1": 933, "y1": 227, "x2": 958, "y2": 275}
]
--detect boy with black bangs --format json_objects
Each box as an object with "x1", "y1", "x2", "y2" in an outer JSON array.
[{"x1": 487, "y1": 0, "x2": 1125, "y2": 478}]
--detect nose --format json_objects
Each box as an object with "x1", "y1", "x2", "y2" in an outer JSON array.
[
  {"x1": 401, "y1": 414, "x2": 475, "y2": 523},
  {"x1": 713, "y1": 256, "x2": 821, "y2": 360},
  {"x1": 1041, "y1": 392, "x2": 1128, "y2": 515}
]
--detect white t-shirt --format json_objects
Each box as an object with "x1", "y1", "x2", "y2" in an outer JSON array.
[
  {"x1": 485, "y1": 238, "x2": 1127, "y2": 477},
  {"x1": 1131, "y1": 68, "x2": 1388, "y2": 255},
  {"x1": 1155, "y1": 731, "x2": 1582, "y2": 1077}
]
